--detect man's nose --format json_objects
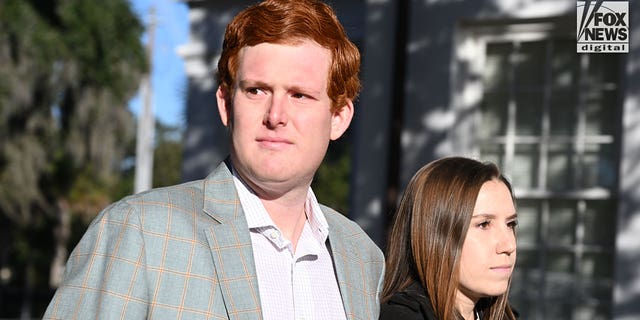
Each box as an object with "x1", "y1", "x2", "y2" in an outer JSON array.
[{"x1": 265, "y1": 94, "x2": 288, "y2": 128}]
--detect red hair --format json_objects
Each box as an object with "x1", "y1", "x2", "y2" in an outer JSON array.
[{"x1": 217, "y1": 0, "x2": 360, "y2": 111}]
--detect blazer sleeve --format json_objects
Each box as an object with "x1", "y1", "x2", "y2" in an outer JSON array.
[{"x1": 43, "y1": 199, "x2": 150, "y2": 319}]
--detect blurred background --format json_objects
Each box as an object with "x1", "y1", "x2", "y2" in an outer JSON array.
[{"x1": 1, "y1": 0, "x2": 639, "y2": 319}]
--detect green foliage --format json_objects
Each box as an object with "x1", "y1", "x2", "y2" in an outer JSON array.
[
  {"x1": 153, "y1": 121, "x2": 184, "y2": 188},
  {"x1": 312, "y1": 130, "x2": 352, "y2": 215},
  {"x1": 0, "y1": 0, "x2": 147, "y2": 223},
  {"x1": 56, "y1": 0, "x2": 147, "y2": 96},
  {"x1": 0, "y1": 0, "x2": 148, "y2": 317}
]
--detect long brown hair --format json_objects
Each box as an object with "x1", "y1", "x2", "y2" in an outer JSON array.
[
  {"x1": 217, "y1": 0, "x2": 360, "y2": 112},
  {"x1": 382, "y1": 156, "x2": 517, "y2": 320}
]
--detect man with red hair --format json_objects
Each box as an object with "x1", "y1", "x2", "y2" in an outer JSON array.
[{"x1": 44, "y1": 1, "x2": 384, "y2": 319}]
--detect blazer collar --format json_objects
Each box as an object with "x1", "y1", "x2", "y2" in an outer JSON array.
[
  {"x1": 201, "y1": 160, "x2": 360, "y2": 319},
  {"x1": 202, "y1": 159, "x2": 242, "y2": 223},
  {"x1": 202, "y1": 159, "x2": 263, "y2": 319}
]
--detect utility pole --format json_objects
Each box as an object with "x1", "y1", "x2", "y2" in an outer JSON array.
[{"x1": 134, "y1": 6, "x2": 156, "y2": 194}]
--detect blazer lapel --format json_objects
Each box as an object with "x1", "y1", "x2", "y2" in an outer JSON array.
[
  {"x1": 325, "y1": 207, "x2": 383, "y2": 320},
  {"x1": 202, "y1": 161, "x2": 262, "y2": 320},
  {"x1": 326, "y1": 215, "x2": 359, "y2": 319}
]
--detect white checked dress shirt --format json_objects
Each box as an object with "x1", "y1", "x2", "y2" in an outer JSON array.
[{"x1": 232, "y1": 172, "x2": 347, "y2": 320}]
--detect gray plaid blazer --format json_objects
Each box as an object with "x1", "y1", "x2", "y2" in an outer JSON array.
[{"x1": 44, "y1": 160, "x2": 385, "y2": 320}]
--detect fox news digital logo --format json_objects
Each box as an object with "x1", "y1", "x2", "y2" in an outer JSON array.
[{"x1": 577, "y1": 0, "x2": 629, "y2": 53}]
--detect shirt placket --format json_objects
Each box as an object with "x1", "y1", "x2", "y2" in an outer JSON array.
[{"x1": 292, "y1": 225, "x2": 317, "y2": 320}]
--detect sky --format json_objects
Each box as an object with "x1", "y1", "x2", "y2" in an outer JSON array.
[{"x1": 128, "y1": 0, "x2": 189, "y2": 128}]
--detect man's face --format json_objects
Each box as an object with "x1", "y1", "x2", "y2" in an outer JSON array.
[{"x1": 217, "y1": 40, "x2": 353, "y2": 196}]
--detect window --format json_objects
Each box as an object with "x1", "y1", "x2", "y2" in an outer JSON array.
[{"x1": 455, "y1": 18, "x2": 621, "y2": 320}]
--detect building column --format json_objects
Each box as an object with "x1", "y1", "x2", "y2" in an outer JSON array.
[{"x1": 614, "y1": 0, "x2": 640, "y2": 317}]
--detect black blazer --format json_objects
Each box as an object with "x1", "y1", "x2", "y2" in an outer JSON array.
[
  {"x1": 379, "y1": 282, "x2": 519, "y2": 320},
  {"x1": 379, "y1": 282, "x2": 438, "y2": 320}
]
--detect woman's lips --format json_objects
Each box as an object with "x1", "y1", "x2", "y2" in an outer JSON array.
[{"x1": 490, "y1": 265, "x2": 513, "y2": 274}]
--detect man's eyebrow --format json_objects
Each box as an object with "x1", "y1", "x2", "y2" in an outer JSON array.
[
  {"x1": 238, "y1": 79, "x2": 269, "y2": 88},
  {"x1": 288, "y1": 85, "x2": 321, "y2": 95},
  {"x1": 238, "y1": 79, "x2": 321, "y2": 95}
]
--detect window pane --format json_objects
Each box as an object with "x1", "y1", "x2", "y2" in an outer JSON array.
[
  {"x1": 515, "y1": 41, "x2": 546, "y2": 87},
  {"x1": 582, "y1": 144, "x2": 617, "y2": 189},
  {"x1": 583, "y1": 200, "x2": 616, "y2": 246},
  {"x1": 585, "y1": 89, "x2": 618, "y2": 135},
  {"x1": 515, "y1": 199, "x2": 539, "y2": 245},
  {"x1": 481, "y1": 92, "x2": 508, "y2": 137},
  {"x1": 509, "y1": 297, "x2": 539, "y2": 320},
  {"x1": 480, "y1": 144, "x2": 504, "y2": 169},
  {"x1": 513, "y1": 144, "x2": 539, "y2": 189},
  {"x1": 484, "y1": 42, "x2": 512, "y2": 91},
  {"x1": 574, "y1": 303, "x2": 611, "y2": 320},
  {"x1": 516, "y1": 91, "x2": 542, "y2": 135},
  {"x1": 550, "y1": 89, "x2": 577, "y2": 135},
  {"x1": 512, "y1": 249, "x2": 542, "y2": 294},
  {"x1": 579, "y1": 252, "x2": 613, "y2": 279},
  {"x1": 546, "y1": 251, "x2": 574, "y2": 273},
  {"x1": 578, "y1": 253, "x2": 613, "y2": 302},
  {"x1": 548, "y1": 200, "x2": 576, "y2": 246},
  {"x1": 548, "y1": 143, "x2": 574, "y2": 191},
  {"x1": 545, "y1": 303, "x2": 573, "y2": 320},
  {"x1": 551, "y1": 39, "x2": 579, "y2": 89},
  {"x1": 587, "y1": 54, "x2": 619, "y2": 85},
  {"x1": 545, "y1": 252, "x2": 575, "y2": 300}
]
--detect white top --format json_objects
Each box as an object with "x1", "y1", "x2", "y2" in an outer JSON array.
[{"x1": 232, "y1": 172, "x2": 347, "y2": 320}]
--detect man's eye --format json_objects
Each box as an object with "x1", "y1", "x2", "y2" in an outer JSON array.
[
  {"x1": 291, "y1": 93, "x2": 307, "y2": 99},
  {"x1": 247, "y1": 88, "x2": 264, "y2": 95}
]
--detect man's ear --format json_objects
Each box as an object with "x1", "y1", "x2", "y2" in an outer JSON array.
[
  {"x1": 216, "y1": 85, "x2": 231, "y2": 127},
  {"x1": 330, "y1": 100, "x2": 354, "y2": 140}
]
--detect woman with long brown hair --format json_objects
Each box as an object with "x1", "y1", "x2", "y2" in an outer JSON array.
[{"x1": 380, "y1": 157, "x2": 518, "y2": 320}]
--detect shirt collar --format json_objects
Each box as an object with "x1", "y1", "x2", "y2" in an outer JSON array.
[{"x1": 231, "y1": 165, "x2": 329, "y2": 242}]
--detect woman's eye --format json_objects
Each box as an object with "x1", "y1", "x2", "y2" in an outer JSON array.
[
  {"x1": 477, "y1": 221, "x2": 490, "y2": 229},
  {"x1": 508, "y1": 220, "x2": 519, "y2": 229}
]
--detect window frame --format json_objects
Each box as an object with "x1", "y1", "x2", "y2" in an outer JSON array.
[{"x1": 452, "y1": 16, "x2": 621, "y2": 320}]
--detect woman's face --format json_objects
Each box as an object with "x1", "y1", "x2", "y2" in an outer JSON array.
[{"x1": 458, "y1": 179, "x2": 517, "y2": 303}]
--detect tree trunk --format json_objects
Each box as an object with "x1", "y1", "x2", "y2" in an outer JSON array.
[
  {"x1": 49, "y1": 199, "x2": 70, "y2": 288},
  {"x1": 20, "y1": 256, "x2": 33, "y2": 320}
]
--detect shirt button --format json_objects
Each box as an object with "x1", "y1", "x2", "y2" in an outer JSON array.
[{"x1": 270, "y1": 232, "x2": 278, "y2": 240}]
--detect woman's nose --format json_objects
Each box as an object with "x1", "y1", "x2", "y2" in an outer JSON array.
[{"x1": 497, "y1": 228, "x2": 516, "y2": 255}]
